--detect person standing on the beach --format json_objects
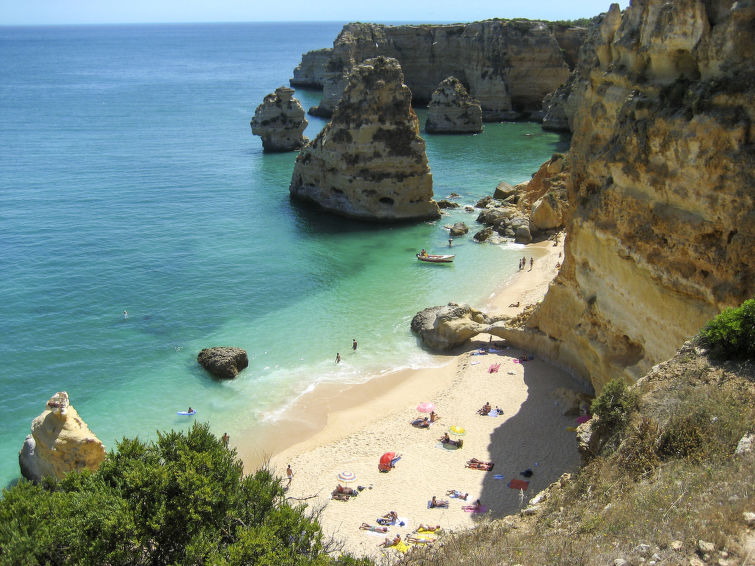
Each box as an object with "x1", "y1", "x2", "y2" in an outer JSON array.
[
  {"x1": 221, "y1": 432, "x2": 229, "y2": 447},
  {"x1": 286, "y1": 464, "x2": 293, "y2": 485},
  {"x1": 530, "y1": 257, "x2": 534, "y2": 270},
  {"x1": 336, "y1": 353, "x2": 341, "y2": 364},
  {"x1": 352, "y1": 339, "x2": 357, "y2": 351}
]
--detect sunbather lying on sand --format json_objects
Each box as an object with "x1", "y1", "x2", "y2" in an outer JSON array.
[
  {"x1": 466, "y1": 458, "x2": 494, "y2": 471},
  {"x1": 378, "y1": 534, "x2": 402, "y2": 548},
  {"x1": 376, "y1": 511, "x2": 398, "y2": 525},
  {"x1": 416, "y1": 524, "x2": 441, "y2": 533},
  {"x1": 360, "y1": 523, "x2": 388, "y2": 533},
  {"x1": 333, "y1": 484, "x2": 357, "y2": 496},
  {"x1": 446, "y1": 489, "x2": 469, "y2": 500},
  {"x1": 407, "y1": 535, "x2": 435, "y2": 544},
  {"x1": 462, "y1": 499, "x2": 484, "y2": 512},
  {"x1": 429, "y1": 496, "x2": 449, "y2": 508},
  {"x1": 438, "y1": 433, "x2": 463, "y2": 448},
  {"x1": 332, "y1": 492, "x2": 351, "y2": 501},
  {"x1": 411, "y1": 416, "x2": 430, "y2": 428}
]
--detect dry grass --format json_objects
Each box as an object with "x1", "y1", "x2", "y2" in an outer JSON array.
[{"x1": 392, "y1": 346, "x2": 755, "y2": 566}]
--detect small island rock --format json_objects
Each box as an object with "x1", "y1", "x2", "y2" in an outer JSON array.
[
  {"x1": 251, "y1": 86, "x2": 309, "y2": 152},
  {"x1": 425, "y1": 76, "x2": 483, "y2": 134},
  {"x1": 197, "y1": 347, "x2": 249, "y2": 379},
  {"x1": 290, "y1": 56, "x2": 440, "y2": 222}
]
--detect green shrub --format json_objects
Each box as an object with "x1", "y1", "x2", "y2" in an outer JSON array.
[
  {"x1": 591, "y1": 379, "x2": 639, "y2": 437},
  {"x1": 699, "y1": 298, "x2": 755, "y2": 359}
]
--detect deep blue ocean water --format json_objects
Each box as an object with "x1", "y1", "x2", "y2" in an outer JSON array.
[{"x1": 0, "y1": 22, "x2": 568, "y2": 487}]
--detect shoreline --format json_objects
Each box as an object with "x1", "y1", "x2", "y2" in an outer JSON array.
[
  {"x1": 236, "y1": 238, "x2": 563, "y2": 474},
  {"x1": 234, "y1": 237, "x2": 586, "y2": 560}
]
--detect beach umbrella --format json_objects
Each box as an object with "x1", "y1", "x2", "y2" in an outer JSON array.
[
  {"x1": 449, "y1": 425, "x2": 466, "y2": 436},
  {"x1": 337, "y1": 470, "x2": 357, "y2": 483},
  {"x1": 416, "y1": 401, "x2": 435, "y2": 413}
]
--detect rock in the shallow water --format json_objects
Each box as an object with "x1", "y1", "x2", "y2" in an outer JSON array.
[
  {"x1": 290, "y1": 57, "x2": 440, "y2": 221},
  {"x1": 19, "y1": 391, "x2": 106, "y2": 483},
  {"x1": 251, "y1": 86, "x2": 308, "y2": 152},
  {"x1": 425, "y1": 76, "x2": 482, "y2": 134},
  {"x1": 449, "y1": 222, "x2": 469, "y2": 236},
  {"x1": 411, "y1": 303, "x2": 499, "y2": 351},
  {"x1": 197, "y1": 347, "x2": 248, "y2": 379},
  {"x1": 437, "y1": 199, "x2": 460, "y2": 209}
]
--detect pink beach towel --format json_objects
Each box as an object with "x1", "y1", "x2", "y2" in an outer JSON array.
[
  {"x1": 462, "y1": 505, "x2": 488, "y2": 513},
  {"x1": 508, "y1": 479, "x2": 530, "y2": 491},
  {"x1": 576, "y1": 415, "x2": 591, "y2": 424},
  {"x1": 488, "y1": 363, "x2": 500, "y2": 373}
]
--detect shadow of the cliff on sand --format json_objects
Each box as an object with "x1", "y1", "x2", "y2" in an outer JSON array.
[{"x1": 470, "y1": 345, "x2": 591, "y2": 523}]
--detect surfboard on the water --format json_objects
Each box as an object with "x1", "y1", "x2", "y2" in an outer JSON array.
[{"x1": 177, "y1": 410, "x2": 197, "y2": 415}]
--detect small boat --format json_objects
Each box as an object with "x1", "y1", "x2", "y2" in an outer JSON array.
[{"x1": 417, "y1": 253, "x2": 455, "y2": 263}]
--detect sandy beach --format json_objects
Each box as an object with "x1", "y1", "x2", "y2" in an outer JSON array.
[{"x1": 245, "y1": 238, "x2": 589, "y2": 560}]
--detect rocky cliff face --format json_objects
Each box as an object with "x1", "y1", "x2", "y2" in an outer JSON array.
[
  {"x1": 289, "y1": 57, "x2": 440, "y2": 221},
  {"x1": 425, "y1": 76, "x2": 483, "y2": 134},
  {"x1": 298, "y1": 21, "x2": 576, "y2": 121},
  {"x1": 18, "y1": 392, "x2": 106, "y2": 482},
  {"x1": 516, "y1": 0, "x2": 755, "y2": 392},
  {"x1": 290, "y1": 48, "x2": 332, "y2": 88},
  {"x1": 250, "y1": 86, "x2": 308, "y2": 152}
]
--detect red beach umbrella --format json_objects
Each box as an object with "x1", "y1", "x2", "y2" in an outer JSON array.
[{"x1": 379, "y1": 452, "x2": 400, "y2": 472}]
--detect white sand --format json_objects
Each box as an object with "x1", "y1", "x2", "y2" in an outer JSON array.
[{"x1": 254, "y1": 238, "x2": 585, "y2": 560}]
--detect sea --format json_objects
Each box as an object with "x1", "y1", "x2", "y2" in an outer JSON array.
[{"x1": 0, "y1": 22, "x2": 568, "y2": 488}]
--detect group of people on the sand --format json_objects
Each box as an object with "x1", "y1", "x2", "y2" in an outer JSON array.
[
  {"x1": 410, "y1": 410, "x2": 439, "y2": 428},
  {"x1": 477, "y1": 401, "x2": 502, "y2": 416},
  {"x1": 519, "y1": 256, "x2": 534, "y2": 271}
]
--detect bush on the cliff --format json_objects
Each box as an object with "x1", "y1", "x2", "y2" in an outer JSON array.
[
  {"x1": 0, "y1": 422, "x2": 370, "y2": 566},
  {"x1": 699, "y1": 298, "x2": 755, "y2": 359},
  {"x1": 590, "y1": 378, "x2": 638, "y2": 438}
]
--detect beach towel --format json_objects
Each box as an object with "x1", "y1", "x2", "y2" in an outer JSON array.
[
  {"x1": 493, "y1": 474, "x2": 505, "y2": 480},
  {"x1": 416, "y1": 527, "x2": 441, "y2": 534},
  {"x1": 409, "y1": 537, "x2": 436, "y2": 545},
  {"x1": 462, "y1": 505, "x2": 488, "y2": 513},
  {"x1": 566, "y1": 426, "x2": 577, "y2": 432},
  {"x1": 508, "y1": 479, "x2": 529, "y2": 491},
  {"x1": 470, "y1": 361, "x2": 480, "y2": 365},
  {"x1": 576, "y1": 415, "x2": 591, "y2": 424},
  {"x1": 427, "y1": 500, "x2": 449, "y2": 509},
  {"x1": 488, "y1": 363, "x2": 500, "y2": 373},
  {"x1": 488, "y1": 347, "x2": 504, "y2": 353},
  {"x1": 393, "y1": 541, "x2": 411, "y2": 553},
  {"x1": 471, "y1": 350, "x2": 488, "y2": 355}
]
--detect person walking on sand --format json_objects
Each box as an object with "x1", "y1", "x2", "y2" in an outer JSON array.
[
  {"x1": 352, "y1": 339, "x2": 358, "y2": 351},
  {"x1": 336, "y1": 353, "x2": 341, "y2": 364},
  {"x1": 286, "y1": 464, "x2": 293, "y2": 486},
  {"x1": 530, "y1": 257, "x2": 534, "y2": 270}
]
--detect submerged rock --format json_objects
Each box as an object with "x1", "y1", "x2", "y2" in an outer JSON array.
[
  {"x1": 425, "y1": 77, "x2": 482, "y2": 134},
  {"x1": 251, "y1": 86, "x2": 308, "y2": 152},
  {"x1": 197, "y1": 347, "x2": 248, "y2": 379},
  {"x1": 290, "y1": 56, "x2": 440, "y2": 222},
  {"x1": 19, "y1": 391, "x2": 106, "y2": 483}
]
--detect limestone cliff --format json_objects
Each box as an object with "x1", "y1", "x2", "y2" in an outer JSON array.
[
  {"x1": 298, "y1": 20, "x2": 575, "y2": 121},
  {"x1": 290, "y1": 48, "x2": 332, "y2": 88},
  {"x1": 512, "y1": 0, "x2": 755, "y2": 392},
  {"x1": 18, "y1": 392, "x2": 106, "y2": 482},
  {"x1": 250, "y1": 86, "x2": 308, "y2": 152},
  {"x1": 289, "y1": 57, "x2": 440, "y2": 221},
  {"x1": 425, "y1": 76, "x2": 483, "y2": 134}
]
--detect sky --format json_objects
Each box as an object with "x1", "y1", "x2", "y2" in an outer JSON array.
[{"x1": 1, "y1": 0, "x2": 629, "y2": 26}]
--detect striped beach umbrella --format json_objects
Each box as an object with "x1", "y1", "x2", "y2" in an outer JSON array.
[{"x1": 337, "y1": 470, "x2": 357, "y2": 483}]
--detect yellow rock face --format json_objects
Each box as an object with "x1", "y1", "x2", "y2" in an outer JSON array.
[
  {"x1": 19, "y1": 392, "x2": 106, "y2": 482},
  {"x1": 520, "y1": 1, "x2": 755, "y2": 392}
]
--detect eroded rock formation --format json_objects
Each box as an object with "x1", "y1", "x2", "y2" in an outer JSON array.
[
  {"x1": 250, "y1": 86, "x2": 308, "y2": 152},
  {"x1": 425, "y1": 77, "x2": 482, "y2": 134},
  {"x1": 197, "y1": 347, "x2": 249, "y2": 379},
  {"x1": 18, "y1": 392, "x2": 106, "y2": 482},
  {"x1": 516, "y1": 0, "x2": 755, "y2": 392},
  {"x1": 290, "y1": 48, "x2": 332, "y2": 88},
  {"x1": 289, "y1": 57, "x2": 440, "y2": 222},
  {"x1": 297, "y1": 21, "x2": 577, "y2": 121},
  {"x1": 411, "y1": 303, "x2": 506, "y2": 351}
]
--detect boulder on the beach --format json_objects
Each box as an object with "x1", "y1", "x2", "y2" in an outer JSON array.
[
  {"x1": 411, "y1": 303, "x2": 506, "y2": 351},
  {"x1": 19, "y1": 391, "x2": 106, "y2": 483},
  {"x1": 197, "y1": 347, "x2": 248, "y2": 379}
]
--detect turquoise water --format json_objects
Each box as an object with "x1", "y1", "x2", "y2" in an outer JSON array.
[{"x1": 0, "y1": 22, "x2": 568, "y2": 487}]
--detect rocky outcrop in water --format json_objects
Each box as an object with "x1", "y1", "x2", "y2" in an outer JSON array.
[
  {"x1": 297, "y1": 21, "x2": 578, "y2": 121},
  {"x1": 290, "y1": 48, "x2": 332, "y2": 88},
  {"x1": 250, "y1": 86, "x2": 308, "y2": 152},
  {"x1": 18, "y1": 392, "x2": 106, "y2": 482},
  {"x1": 197, "y1": 347, "x2": 249, "y2": 379},
  {"x1": 425, "y1": 77, "x2": 482, "y2": 134},
  {"x1": 290, "y1": 57, "x2": 440, "y2": 222},
  {"x1": 513, "y1": 0, "x2": 755, "y2": 392}
]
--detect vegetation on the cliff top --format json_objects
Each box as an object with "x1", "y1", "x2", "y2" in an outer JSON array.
[
  {"x1": 0, "y1": 422, "x2": 370, "y2": 566},
  {"x1": 699, "y1": 298, "x2": 755, "y2": 360}
]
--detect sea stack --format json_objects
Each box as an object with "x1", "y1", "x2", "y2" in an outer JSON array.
[
  {"x1": 426, "y1": 77, "x2": 483, "y2": 134},
  {"x1": 18, "y1": 391, "x2": 106, "y2": 483},
  {"x1": 290, "y1": 56, "x2": 440, "y2": 221},
  {"x1": 251, "y1": 86, "x2": 308, "y2": 152}
]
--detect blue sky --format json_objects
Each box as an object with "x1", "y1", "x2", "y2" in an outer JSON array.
[{"x1": 1, "y1": 0, "x2": 629, "y2": 26}]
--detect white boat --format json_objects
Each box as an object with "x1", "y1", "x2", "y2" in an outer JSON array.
[{"x1": 416, "y1": 252, "x2": 455, "y2": 263}]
